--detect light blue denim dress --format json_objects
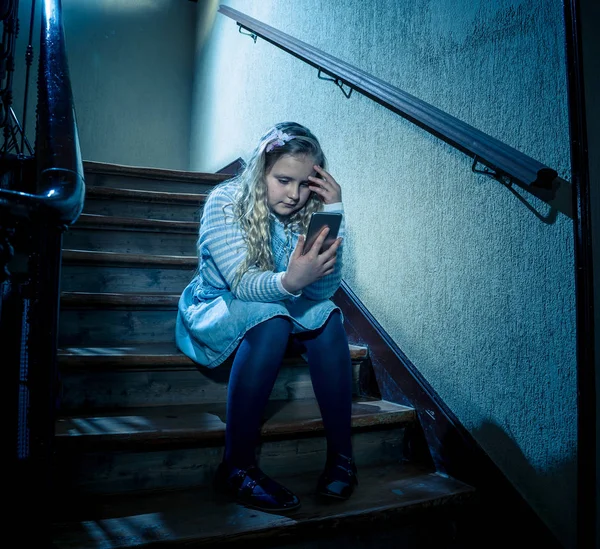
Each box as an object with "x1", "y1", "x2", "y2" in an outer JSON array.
[{"x1": 175, "y1": 181, "x2": 344, "y2": 369}]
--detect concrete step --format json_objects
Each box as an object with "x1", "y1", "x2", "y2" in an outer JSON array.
[{"x1": 53, "y1": 398, "x2": 416, "y2": 495}]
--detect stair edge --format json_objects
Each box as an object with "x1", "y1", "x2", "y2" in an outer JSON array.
[{"x1": 83, "y1": 160, "x2": 230, "y2": 184}]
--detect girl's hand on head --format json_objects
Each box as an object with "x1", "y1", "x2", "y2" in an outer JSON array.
[
  {"x1": 308, "y1": 166, "x2": 342, "y2": 204},
  {"x1": 281, "y1": 227, "x2": 343, "y2": 294}
]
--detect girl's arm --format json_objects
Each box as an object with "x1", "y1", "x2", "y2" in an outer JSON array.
[{"x1": 199, "y1": 187, "x2": 300, "y2": 302}]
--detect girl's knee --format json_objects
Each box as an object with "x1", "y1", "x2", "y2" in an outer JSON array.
[
  {"x1": 320, "y1": 310, "x2": 346, "y2": 338},
  {"x1": 302, "y1": 311, "x2": 348, "y2": 352},
  {"x1": 327, "y1": 310, "x2": 343, "y2": 328},
  {"x1": 246, "y1": 315, "x2": 292, "y2": 344}
]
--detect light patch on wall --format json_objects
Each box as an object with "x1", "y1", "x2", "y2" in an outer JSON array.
[
  {"x1": 196, "y1": 0, "x2": 219, "y2": 48},
  {"x1": 77, "y1": 0, "x2": 163, "y2": 12}
]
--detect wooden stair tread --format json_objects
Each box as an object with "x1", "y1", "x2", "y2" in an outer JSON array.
[
  {"x1": 83, "y1": 160, "x2": 231, "y2": 184},
  {"x1": 54, "y1": 399, "x2": 414, "y2": 448},
  {"x1": 60, "y1": 290, "x2": 179, "y2": 308},
  {"x1": 57, "y1": 341, "x2": 369, "y2": 369},
  {"x1": 51, "y1": 463, "x2": 475, "y2": 548},
  {"x1": 62, "y1": 249, "x2": 198, "y2": 267},
  {"x1": 86, "y1": 186, "x2": 208, "y2": 204},
  {"x1": 74, "y1": 213, "x2": 199, "y2": 233},
  {"x1": 57, "y1": 342, "x2": 198, "y2": 369}
]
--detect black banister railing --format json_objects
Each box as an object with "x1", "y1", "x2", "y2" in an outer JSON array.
[
  {"x1": 218, "y1": 5, "x2": 558, "y2": 192},
  {"x1": 2, "y1": 1, "x2": 83, "y2": 544},
  {"x1": 0, "y1": 0, "x2": 84, "y2": 223}
]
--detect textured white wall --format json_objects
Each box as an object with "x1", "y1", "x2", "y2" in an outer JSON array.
[
  {"x1": 190, "y1": 0, "x2": 577, "y2": 546},
  {"x1": 12, "y1": 0, "x2": 197, "y2": 169}
]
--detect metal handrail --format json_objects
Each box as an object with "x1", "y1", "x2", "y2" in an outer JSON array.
[
  {"x1": 219, "y1": 5, "x2": 558, "y2": 191},
  {"x1": 0, "y1": 0, "x2": 84, "y2": 223}
]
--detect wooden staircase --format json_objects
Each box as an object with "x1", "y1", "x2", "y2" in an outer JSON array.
[{"x1": 50, "y1": 161, "x2": 477, "y2": 548}]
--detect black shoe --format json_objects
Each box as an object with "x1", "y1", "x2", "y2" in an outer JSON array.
[
  {"x1": 213, "y1": 462, "x2": 301, "y2": 513},
  {"x1": 316, "y1": 453, "x2": 358, "y2": 500}
]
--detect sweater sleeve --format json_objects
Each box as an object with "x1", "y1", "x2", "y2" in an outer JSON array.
[{"x1": 199, "y1": 187, "x2": 299, "y2": 302}]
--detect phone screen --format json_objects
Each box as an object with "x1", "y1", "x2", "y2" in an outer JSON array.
[{"x1": 303, "y1": 212, "x2": 342, "y2": 254}]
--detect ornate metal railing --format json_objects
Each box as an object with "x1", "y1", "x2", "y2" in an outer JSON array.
[
  {"x1": 1, "y1": 0, "x2": 84, "y2": 540},
  {"x1": 1, "y1": 1, "x2": 84, "y2": 220}
]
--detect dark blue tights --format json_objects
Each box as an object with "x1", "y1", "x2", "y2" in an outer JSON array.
[{"x1": 224, "y1": 312, "x2": 353, "y2": 467}]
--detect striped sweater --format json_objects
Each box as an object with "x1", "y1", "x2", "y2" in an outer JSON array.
[{"x1": 195, "y1": 181, "x2": 344, "y2": 303}]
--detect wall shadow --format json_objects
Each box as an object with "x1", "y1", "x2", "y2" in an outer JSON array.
[
  {"x1": 499, "y1": 175, "x2": 572, "y2": 223},
  {"x1": 451, "y1": 418, "x2": 575, "y2": 548}
]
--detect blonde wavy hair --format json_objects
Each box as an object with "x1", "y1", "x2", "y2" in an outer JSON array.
[{"x1": 226, "y1": 122, "x2": 327, "y2": 289}]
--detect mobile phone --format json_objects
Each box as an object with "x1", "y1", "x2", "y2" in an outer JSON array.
[{"x1": 303, "y1": 212, "x2": 342, "y2": 254}]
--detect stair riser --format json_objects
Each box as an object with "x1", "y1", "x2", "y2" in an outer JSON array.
[
  {"x1": 84, "y1": 199, "x2": 202, "y2": 222},
  {"x1": 55, "y1": 428, "x2": 405, "y2": 495},
  {"x1": 61, "y1": 265, "x2": 196, "y2": 293},
  {"x1": 58, "y1": 309, "x2": 177, "y2": 346},
  {"x1": 85, "y1": 172, "x2": 219, "y2": 194},
  {"x1": 58, "y1": 364, "x2": 364, "y2": 410},
  {"x1": 63, "y1": 228, "x2": 198, "y2": 256}
]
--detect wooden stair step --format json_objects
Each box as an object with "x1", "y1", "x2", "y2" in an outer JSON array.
[
  {"x1": 58, "y1": 291, "x2": 181, "y2": 345},
  {"x1": 57, "y1": 342, "x2": 369, "y2": 370},
  {"x1": 61, "y1": 253, "x2": 198, "y2": 294},
  {"x1": 62, "y1": 249, "x2": 198, "y2": 268},
  {"x1": 83, "y1": 160, "x2": 230, "y2": 185},
  {"x1": 63, "y1": 217, "x2": 198, "y2": 256},
  {"x1": 56, "y1": 343, "x2": 373, "y2": 410},
  {"x1": 53, "y1": 400, "x2": 415, "y2": 494},
  {"x1": 60, "y1": 291, "x2": 179, "y2": 309},
  {"x1": 83, "y1": 186, "x2": 206, "y2": 221},
  {"x1": 60, "y1": 251, "x2": 197, "y2": 293},
  {"x1": 83, "y1": 196, "x2": 203, "y2": 222},
  {"x1": 55, "y1": 428, "x2": 408, "y2": 496},
  {"x1": 56, "y1": 292, "x2": 370, "y2": 347},
  {"x1": 72, "y1": 213, "x2": 200, "y2": 233},
  {"x1": 86, "y1": 186, "x2": 208, "y2": 205},
  {"x1": 51, "y1": 463, "x2": 476, "y2": 549},
  {"x1": 55, "y1": 399, "x2": 412, "y2": 449}
]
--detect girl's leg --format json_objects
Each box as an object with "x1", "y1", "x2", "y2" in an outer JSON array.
[
  {"x1": 224, "y1": 315, "x2": 292, "y2": 467},
  {"x1": 299, "y1": 311, "x2": 356, "y2": 499},
  {"x1": 299, "y1": 310, "x2": 353, "y2": 458}
]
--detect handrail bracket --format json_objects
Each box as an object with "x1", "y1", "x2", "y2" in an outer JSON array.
[
  {"x1": 318, "y1": 69, "x2": 353, "y2": 99},
  {"x1": 471, "y1": 155, "x2": 504, "y2": 182},
  {"x1": 238, "y1": 24, "x2": 257, "y2": 43}
]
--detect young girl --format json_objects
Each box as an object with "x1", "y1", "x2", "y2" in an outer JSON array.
[{"x1": 176, "y1": 122, "x2": 356, "y2": 513}]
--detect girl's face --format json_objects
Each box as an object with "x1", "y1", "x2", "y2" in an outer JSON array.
[{"x1": 265, "y1": 154, "x2": 315, "y2": 219}]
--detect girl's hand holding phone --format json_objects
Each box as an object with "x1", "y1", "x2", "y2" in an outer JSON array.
[
  {"x1": 308, "y1": 165, "x2": 342, "y2": 204},
  {"x1": 282, "y1": 227, "x2": 342, "y2": 294}
]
